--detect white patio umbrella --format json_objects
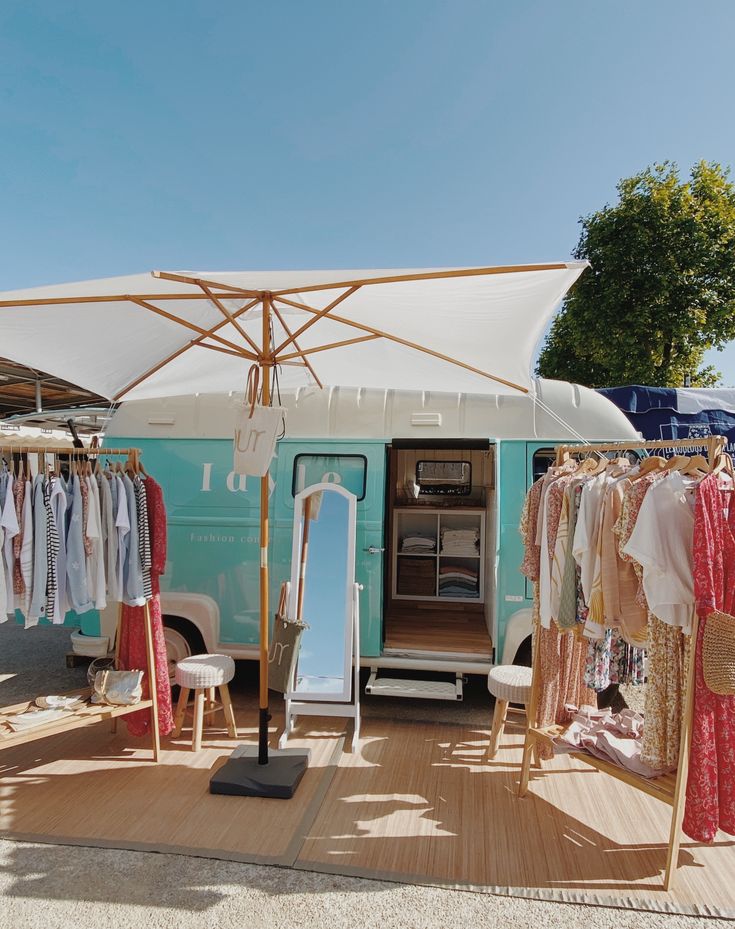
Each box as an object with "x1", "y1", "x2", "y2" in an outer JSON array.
[{"x1": 0, "y1": 261, "x2": 587, "y2": 795}]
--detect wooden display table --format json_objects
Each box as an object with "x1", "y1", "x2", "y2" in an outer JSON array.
[{"x1": 0, "y1": 689, "x2": 159, "y2": 760}]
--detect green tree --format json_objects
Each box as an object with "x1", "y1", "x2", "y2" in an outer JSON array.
[{"x1": 537, "y1": 161, "x2": 735, "y2": 387}]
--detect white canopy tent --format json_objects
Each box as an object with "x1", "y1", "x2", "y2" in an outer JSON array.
[{"x1": 0, "y1": 261, "x2": 588, "y2": 795}]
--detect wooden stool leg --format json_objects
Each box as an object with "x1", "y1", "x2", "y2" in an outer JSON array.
[
  {"x1": 219, "y1": 683, "x2": 238, "y2": 738},
  {"x1": 518, "y1": 732, "x2": 535, "y2": 797},
  {"x1": 522, "y1": 702, "x2": 542, "y2": 767},
  {"x1": 488, "y1": 698, "x2": 509, "y2": 759},
  {"x1": 192, "y1": 690, "x2": 205, "y2": 752},
  {"x1": 172, "y1": 686, "x2": 190, "y2": 739},
  {"x1": 207, "y1": 686, "x2": 216, "y2": 710}
]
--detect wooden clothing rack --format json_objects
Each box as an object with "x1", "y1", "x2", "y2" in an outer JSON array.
[
  {"x1": 0, "y1": 444, "x2": 160, "y2": 762},
  {"x1": 519, "y1": 435, "x2": 727, "y2": 892}
]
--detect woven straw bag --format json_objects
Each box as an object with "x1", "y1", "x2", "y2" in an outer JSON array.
[{"x1": 703, "y1": 610, "x2": 735, "y2": 696}]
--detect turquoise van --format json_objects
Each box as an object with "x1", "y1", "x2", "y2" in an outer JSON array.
[{"x1": 78, "y1": 378, "x2": 637, "y2": 699}]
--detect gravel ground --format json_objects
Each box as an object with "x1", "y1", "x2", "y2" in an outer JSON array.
[{"x1": 0, "y1": 622, "x2": 722, "y2": 929}]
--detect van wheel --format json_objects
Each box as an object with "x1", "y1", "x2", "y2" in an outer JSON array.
[
  {"x1": 162, "y1": 617, "x2": 205, "y2": 681},
  {"x1": 513, "y1": 635, "x2": 532, "y2": 668}
]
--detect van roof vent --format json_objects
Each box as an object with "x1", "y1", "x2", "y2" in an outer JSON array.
[{"x1": 410, "y1": 412, "x2": 442, "y2": 427}]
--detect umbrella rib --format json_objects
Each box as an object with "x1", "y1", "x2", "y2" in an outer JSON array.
[
  {"x1": 279, "y1": 334, "x2": 381, "y2": 362},
  {"x1": 269, "y1": 302, "x2": 323, "y2": 389},
  {"x1": 0, "y1": 292, "x2": 237, "y2": 307},
  {"x1": 195, "y1": 342, "x2": 252, "y2": 359},
  {"x1": 271, "y1": 263, "x2": 570, "y2": 296},
  {"x1": 130, "y1": 297, "x2": 252, "y2": 356},
  {"x1": 272, "y1": 286, "x2": 360, "y2": 355},
  {"x1": 199, "y1": 284, "x2": 262, "y2": 356},
  {"x1": 274, "y1": 296, "x2": 529, "y2": 394},
  {"x1": 153, "y1": 270, "x2": 261, "y2": 298}
]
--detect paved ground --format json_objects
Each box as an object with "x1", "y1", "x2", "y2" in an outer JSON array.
[{"x1": 0, "y1": 623, "x2": 723, "y2": 928}]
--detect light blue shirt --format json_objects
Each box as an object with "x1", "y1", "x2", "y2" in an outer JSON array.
[{"x1": 65, "y1": 474, "x2": 93, "y2": 615}]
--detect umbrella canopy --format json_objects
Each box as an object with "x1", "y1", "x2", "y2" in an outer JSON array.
[{"x1": 0, "y1": 263, "x2": 587, "y2": 401}]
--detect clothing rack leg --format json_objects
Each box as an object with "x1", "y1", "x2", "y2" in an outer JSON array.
[
  {"x1": 143, "y1": 601, "x2": 161, "y2": 762},
  {"x1": 110, "y1": 602, "x2": 123, "y2": 735},
  {"x1": 518, "y1": 622, "x2": 542, "y2": 797},
  {"x1": 663, "y1": 616, "x2": 698, "y2": 891}
]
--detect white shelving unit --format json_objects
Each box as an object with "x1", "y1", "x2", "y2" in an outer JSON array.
[{"x1": 392, "y1": 507, "x2": 485, "y2": 603}]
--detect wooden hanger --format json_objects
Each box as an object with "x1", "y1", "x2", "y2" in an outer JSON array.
[
  {"x1": 678, "y1": 454, "x2": 710, "y2": 477},
  {"x1": 635, "y1": 455, "x2": 667, "y2": 479},
  {"x1": 664, "y1": 454, "x2": 689, "y2": 472},
  {"x1": 571, "y1": 453, "x2": 601, "y2": 476},
  {"x1": 711, "y1": 451, "x2": 734, "y2": 479}
]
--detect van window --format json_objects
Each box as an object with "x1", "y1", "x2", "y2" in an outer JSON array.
[
  {"x1": 531, "y1": 447, "x2": 556, "y2": 482},
  {"x1": 292, "y1": 454, "x2": 367, "y2": 501}
]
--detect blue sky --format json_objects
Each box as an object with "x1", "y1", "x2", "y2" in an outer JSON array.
[{"x1": 1, "y1": 1, "x2": 734, "y2": 381}]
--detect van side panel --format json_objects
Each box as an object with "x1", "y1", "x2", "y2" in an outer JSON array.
[
  {"x1": 108, "y1": 437, "x2": 385, "y2": 658},
  {"x1": 495, "y1": 440, "x2": 532, "y2": 663}
]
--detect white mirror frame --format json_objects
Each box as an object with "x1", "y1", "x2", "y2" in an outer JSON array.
[{"x1": 286, "y1": 481, "x2": 357, "y2": 703}]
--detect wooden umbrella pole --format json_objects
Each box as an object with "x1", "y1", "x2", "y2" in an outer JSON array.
[{"x1": 258, "y1": 294, "x2": 271, "y2": 765}]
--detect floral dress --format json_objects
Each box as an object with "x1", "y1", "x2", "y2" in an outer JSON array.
[
  {"x1": 118, "y1": 476, "x2": 174, "y2": 739},
  {"x1": 613, "y1": 473, "x2": 685, "y2": 770},
  {"x1": 683, "y1": 473, "x2": 735, "y2": 842}
]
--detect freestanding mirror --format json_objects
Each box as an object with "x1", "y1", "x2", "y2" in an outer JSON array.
[{"x1": 280, "y1": 482, "x2": 361, "y2": 749}]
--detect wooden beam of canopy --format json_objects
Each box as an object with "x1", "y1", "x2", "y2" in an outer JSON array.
[
  {"x1": 273, "y1": 286, "x2": 361, "y2": 355},
  {"x1": 269, "y1": 262, "x2": 571, "y2": 296},
  {"x1": 199, "y1": 283, "x2": 262, "y2": 356},
  {"x1": 269, "y1": 301, "x2": 323, "y2": 389},
  {"x1": 153, "y1": 270, "x2": 261, "y2": 298},
  {"x1": 0, "y1": 292, "x2": 250, "y2": 307},
  {"x1": 273, "y1": 295, "x2": 529, "y2": 394},
  {"x1": 130, "y1": 297, "x2": 255, "y2": 358},
  {"x1": 278, "y1": 333, "x2": 381, "y2": 362}
]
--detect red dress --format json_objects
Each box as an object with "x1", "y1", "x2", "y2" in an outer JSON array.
[
  {"x1": 683, "y1": 473, "x2": 735, "y2": 842},
  {"x1": 118, "y1": 476, "x2": 174, "y2": 738}
]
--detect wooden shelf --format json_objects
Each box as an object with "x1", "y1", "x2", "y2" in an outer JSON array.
[
  {"x1": 393, "y1": 507, "x2": 484, "y2": 603},
  {"x1": 0, "y1": 689, "x2": 155, "y2": 751},
  {"x1": 525, "y1": 724, "x2": 677, "y2": 803}
]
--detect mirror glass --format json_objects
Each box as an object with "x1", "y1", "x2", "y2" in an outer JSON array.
[{"x1": 290, "y1": 485, "x2": 355, "y2": 699}]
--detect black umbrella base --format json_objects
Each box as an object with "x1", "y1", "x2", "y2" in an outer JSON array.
[{"x1": 209, "y1": 745, "x2": 311, "y2": 799}]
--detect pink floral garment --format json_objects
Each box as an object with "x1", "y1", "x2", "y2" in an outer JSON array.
[
  {"x1": 12, "y1": 477, "x2": 25, "y2": 594},
  {"x1": 683, "y1": 473, "x2": 735, "y2": 842},
  {"x1": 119, "y1": 476, "x2": 174, "y2": 738},
  {"x1": 520, "y1": 476, "x2": 544, "y2": 582}
]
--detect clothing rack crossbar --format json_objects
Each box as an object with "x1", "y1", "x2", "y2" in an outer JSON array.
[
  {"x1": 0, "y1": 446, "x2": 141, "y2": 456},
  {"x1": 555, "y1": 435, "x2": 726, "y2": 465}
]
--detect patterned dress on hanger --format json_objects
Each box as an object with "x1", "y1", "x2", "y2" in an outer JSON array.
[
  {"x1": 683, "y1": 472, "x2": 735, "y2": 842},
  {"x1": 616, "y1": 473, "x2": 686, "y2": 771}
]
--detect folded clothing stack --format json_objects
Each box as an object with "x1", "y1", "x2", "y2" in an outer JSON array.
[
  {"x1": 400, "y1": 534, "x2": 436, "y2": 554},
  {"x1": 440, "y1": 528, "x2": 480, "y2": 557},
  {"x1": 438, "y1": 563, "x2": 479, "y2": 598},
  {"x1": 397, "y1": 557, "x2": 436, "y2": 596}
]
